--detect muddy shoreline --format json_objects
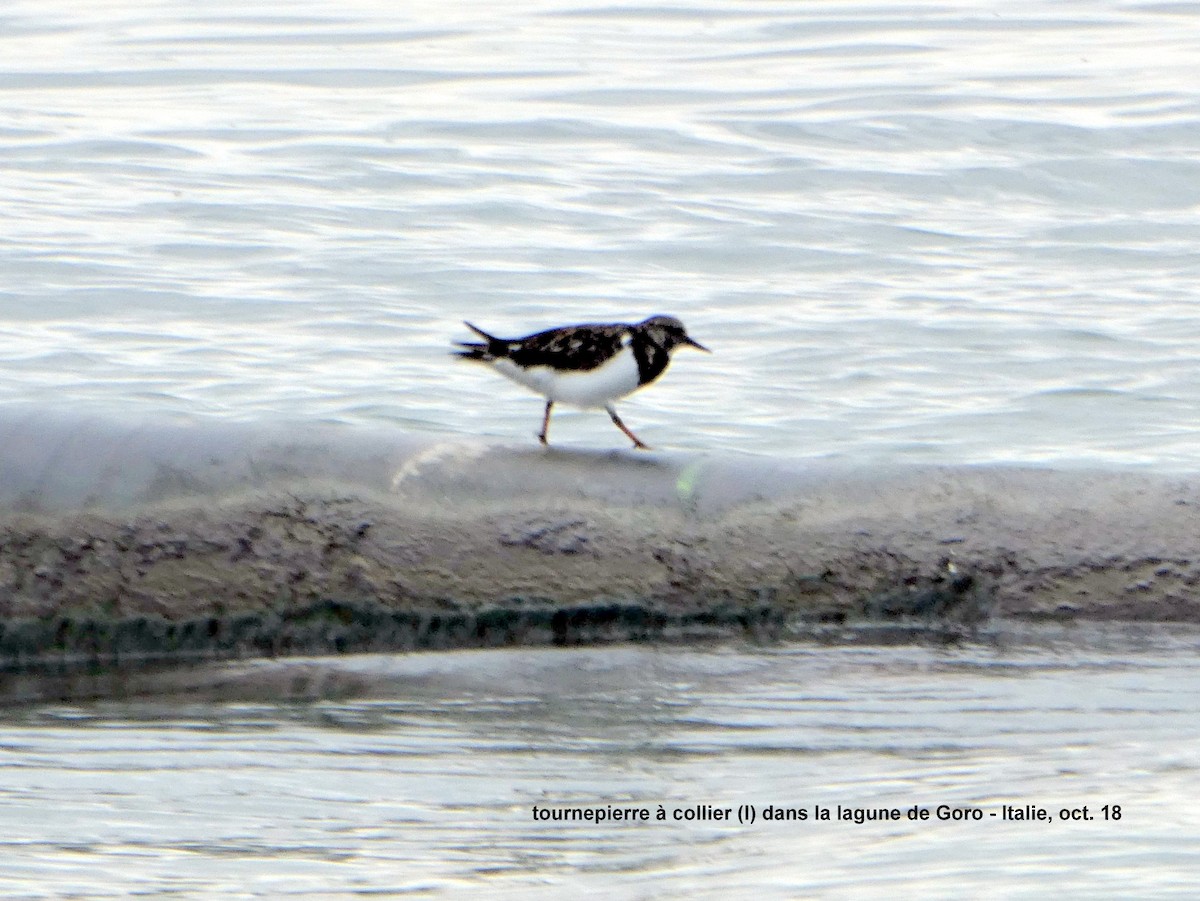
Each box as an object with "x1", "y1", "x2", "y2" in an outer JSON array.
[
  {"x1": 3, "y1": 414, "x2": 1200, "y2": 672},
  {"x1": 2, "y1": 469, "x2": 1199, "y2": 671}
]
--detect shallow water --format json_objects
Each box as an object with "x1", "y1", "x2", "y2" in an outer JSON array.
[
  {"x1": 3, "y1": 1, "x2": 1200, "y2": 465},
  {"x1": 1, "y1": 629, "x2": 1198, "y2": 898}
]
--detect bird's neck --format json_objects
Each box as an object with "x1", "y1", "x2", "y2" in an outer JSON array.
[{"x1": 630, "y1": 334, "x2": 671, "y2": 386}]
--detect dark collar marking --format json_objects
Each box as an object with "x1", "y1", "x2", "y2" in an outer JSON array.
[{"x1": 629, "y1": 330, "x2": 671, "y2": 386}]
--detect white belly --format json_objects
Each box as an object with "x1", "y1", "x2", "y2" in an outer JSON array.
[{"x1": 492, "y1": 347, "x2": 641, "y2": 408}]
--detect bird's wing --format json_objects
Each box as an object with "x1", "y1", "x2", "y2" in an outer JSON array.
[{"x1": 509, "y1": 324, "x2": 629, "y2": 372}]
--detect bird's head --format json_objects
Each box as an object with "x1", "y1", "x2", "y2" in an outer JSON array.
[{"x1": 638, "y1": 315, "x2": 710, "y2": 354}]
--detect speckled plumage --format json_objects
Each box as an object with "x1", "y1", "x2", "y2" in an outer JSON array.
[{"x1": 454, "y1": 315, "x2": 709, "y2": 449}]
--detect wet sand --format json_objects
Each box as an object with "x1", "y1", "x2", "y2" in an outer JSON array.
[{"x1": 2, "y1": 412, "x2": 1199, "y2": 670}]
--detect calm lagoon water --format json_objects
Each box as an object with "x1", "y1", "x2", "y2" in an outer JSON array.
[
  {"x1": 3, "y1": 1, "x2": 1200, "y2": 896},
  {"x1": 2, "y1": 632, "x2": 1200, "y2": 899},
  {"x1": 2, "y1": 0, "x2": 1200, "y2": 464}
]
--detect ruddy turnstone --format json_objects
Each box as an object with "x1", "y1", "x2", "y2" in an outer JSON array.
[{"x1": 453, "y1": 315, "x2": 709, "y2": 449}]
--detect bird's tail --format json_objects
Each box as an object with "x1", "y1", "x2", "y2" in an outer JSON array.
[{"x1": 453, "y1": 321, "x2": 509, "y2": 362}]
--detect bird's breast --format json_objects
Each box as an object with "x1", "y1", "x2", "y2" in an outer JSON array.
[{"x1": 492, "y1": 345, "x2": 641, "y2": 408}]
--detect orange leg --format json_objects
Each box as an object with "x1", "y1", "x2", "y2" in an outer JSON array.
[
  {"x1": 607, "y1": 405, "x2": 650, "y2": 450},
  {"x1": 538, "y1": 401, "x2": 553, "y2": 445}
]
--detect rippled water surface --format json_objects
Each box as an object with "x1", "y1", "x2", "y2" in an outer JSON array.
[
  {"x1": 2, "y1": 631, "x2": 1199, "y2": 898},
  {"x1": 3, "y1": 0, "x2": 1200, "y2": 463}
]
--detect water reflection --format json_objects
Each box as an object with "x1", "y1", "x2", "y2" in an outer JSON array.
[{"x1": 1, "y1": 627, "x2": 1198, "y2": 897}]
